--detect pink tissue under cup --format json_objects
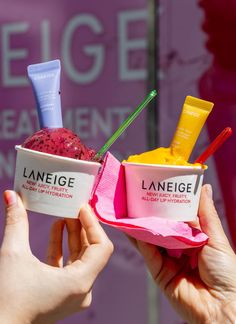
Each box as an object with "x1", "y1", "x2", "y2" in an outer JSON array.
[{"x1": 90, "y1": 152, "x2": 208, "y2": 253}]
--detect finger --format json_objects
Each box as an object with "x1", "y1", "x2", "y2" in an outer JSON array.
[
  {"x1": 74, "y1": 227, "x2": 90, "y2": 261},
  {"x1": 65, "y1": 218, "x2": 83, "y2": 263},
  {"x1": 80, "y1": 227, "x2": 89, "y2": 247},
  {"x1": 46, "y1": 219, "x2": 65, "y2": 267},
  {"x1": 136, "y1": 241, "x2": 188, "y2": 292},
  {"x1": 1, "y1": 190, "x2": 30, "y2": 252},
  {"x1": 68, "y1": 205, "x2": 113, "y2": 283},
  {"x1": 187, "y1": 217, "x2": 200, "y2": 230},
  {"x1": 198, "y1": 184, "x2": 230, "y2": 247},
  {"x1": 136, "y1": 240, "x2": 163, "y2": 281}
]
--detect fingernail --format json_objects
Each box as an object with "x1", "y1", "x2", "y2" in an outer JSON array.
[
  {"x1": 3, "y1": 190, "x2": 17, "y2": 207},
  {"x1": 205, "y1": 184, "x2": 213, "y2": 199}
]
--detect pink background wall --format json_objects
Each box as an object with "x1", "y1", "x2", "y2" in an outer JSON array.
[{"x1": 0, "y1": 1, "x2": 234, "y2": 323}]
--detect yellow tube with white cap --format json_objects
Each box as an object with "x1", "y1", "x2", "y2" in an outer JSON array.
[{"x1": 170, "y1": 96, "x2": 214, "y2": 161}]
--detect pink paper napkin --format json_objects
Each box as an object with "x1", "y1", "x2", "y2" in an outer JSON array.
[{"x1": 91, "y1": 152, "x2": 208, "y2": 252}]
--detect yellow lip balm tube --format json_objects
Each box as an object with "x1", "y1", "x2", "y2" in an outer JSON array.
[{"x1": 170, "y1": 96, "x2": 214, "y2": 161}]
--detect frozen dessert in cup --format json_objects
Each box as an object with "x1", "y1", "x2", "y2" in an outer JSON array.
[
  {"x1": 123, "y1": 96, "x2": 214, "y2": 222},
  {"x1": 14, "y1": 60, "x2": 100, "y2": 218}
]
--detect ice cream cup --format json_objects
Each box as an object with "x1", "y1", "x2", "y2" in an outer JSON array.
[
  {"x1": 122, "y1": 161, "x2": 205, "y2": 222},
  {"x1": 14, "y1": 145, "x2": 101, "y2": 218}
]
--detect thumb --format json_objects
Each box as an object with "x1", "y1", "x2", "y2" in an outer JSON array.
[
  {"x1": 198, "y1": 184, "x2": 231, "y2": 248},
  {"x1": 2, "y1": 190, "x2": 30, "y2": 252}
]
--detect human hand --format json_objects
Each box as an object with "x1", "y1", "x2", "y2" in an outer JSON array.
[
  {"x1": 0, "y1": 190, "x2": 113, "y2": 324},
  {"x1": 132, "y1": 184, "x2": 236, "y2": 324}
]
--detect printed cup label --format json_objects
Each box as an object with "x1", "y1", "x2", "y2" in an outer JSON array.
[
  {"x1": 124, "y1": 163, "x2": 204, "y2": 222},
  {"x1": 141, "y1": 177, "x2": 196, "y2": 204},
  {"x1": 19, "y1": 167, "x2": 80, "y2": 202}
]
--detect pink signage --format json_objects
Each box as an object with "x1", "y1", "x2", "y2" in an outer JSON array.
[{"x1": 1, "y1": 1, "x2": 234, "y2": 324}]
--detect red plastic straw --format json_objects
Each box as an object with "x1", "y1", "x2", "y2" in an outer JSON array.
[{"x1": 195, "y1": 127, "x2": 233, "y2": 164}]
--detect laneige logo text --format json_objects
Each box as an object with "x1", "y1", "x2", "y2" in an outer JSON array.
[
  {"x1": 23, "y1": 167, "x2": 75, "y2": 188},
  {"x1": 142, "y1": 180, "x2": 192, "y2": 193}
]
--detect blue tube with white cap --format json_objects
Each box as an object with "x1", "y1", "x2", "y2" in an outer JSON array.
[{"x1": 27, "y1": 59, "x2": 63, "y2": 129}]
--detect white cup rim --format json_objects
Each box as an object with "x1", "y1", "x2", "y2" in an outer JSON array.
[
  {"x1": 15, "y1": 145, "x2": 101, "y2": 167},
  {"x1": 122, "y1": 161, "x2": 205, "y2": 170}
]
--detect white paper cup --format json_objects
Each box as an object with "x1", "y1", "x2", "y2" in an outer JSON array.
[
  {"x1": 14, "y1": 145, "x2": 101, "y2": 218},
  {"x1": 122, "y1": 161, "x2": 205, "y2": 222}
]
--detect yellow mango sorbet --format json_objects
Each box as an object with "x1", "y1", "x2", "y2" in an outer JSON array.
[
  {"x1": 126, "y1": 147, "x2": 201, "y2": 167},
  {"x1": 126, "y1": 96, "x2": 214, "y2": 169}
]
